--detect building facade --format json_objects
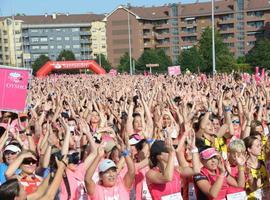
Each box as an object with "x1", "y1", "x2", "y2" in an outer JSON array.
[
  {"x1": 90, "y1": 21, "x2": 107, "y2": 60},
  {"x1": 104, "y1": 0, "x2": 270, "y2": 67},
  {"x1": 0, "y1": 13, "x2": 104, "y2": 67},
  {"x1": 0, "y1": 18, "x2": 24, "y2": 66}
]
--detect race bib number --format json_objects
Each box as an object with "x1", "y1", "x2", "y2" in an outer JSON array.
[
  {"x1": 253, "y1": 189, "x2": 262, "y2": 200},
  {"x1": 161, "y1": 192, "x2": 183, "y2": 200},
  {"x1": 226, "y1": 191, "x2": 247, "y2": 200},
  {"x1": 188, "y1": 183, "x2": 197, "y2": 200}
]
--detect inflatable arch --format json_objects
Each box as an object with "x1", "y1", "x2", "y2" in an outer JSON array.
[{"x1": 36, "y1": 60, "x2": 106, "y2": 77}]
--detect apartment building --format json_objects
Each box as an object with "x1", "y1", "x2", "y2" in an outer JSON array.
[
  {"x1": 104, "y1": 0, "x2": 270, "y2": 67},
  {"x1": 0, "y1": 13, "x2": 104, "y2": 67},
  {"x1": 91, "y1": 21, "x2": 107, "y2": 60},
  {"x1": 0, "y1": 17, "x2": 24, "y2": 66}
]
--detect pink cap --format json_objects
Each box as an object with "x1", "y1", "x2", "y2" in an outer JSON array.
[{"x1": 200, "y1": 148, "x2": 219, "y2": 160}]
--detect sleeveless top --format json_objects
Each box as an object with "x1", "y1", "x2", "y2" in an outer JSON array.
[{"x1": 147, "y1": 168, "x2": 182, "y2": 200}]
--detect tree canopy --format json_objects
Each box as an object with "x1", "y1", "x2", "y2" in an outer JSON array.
[
  {"x1": 95, "y1": 54, "x2": 111, "y2": 73},
  {"x1": 32, "y1": 55, "x2": 50, "y2": 75},
  {"x1": 246, "y1": 38, "x2": 270, "y2": 69},
  {"x1": 57, "y1": 50, "x2": 76, "y2": 61}
]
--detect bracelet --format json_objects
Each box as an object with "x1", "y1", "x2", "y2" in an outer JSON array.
[
  {"x1": 26, "y1": 133, "x2": 32, "y2": 137},
  {"x1": 208, "y1": 108, "x2": 212, "y2": 113},
  {"x1": 224, "y1": 107, "x2": 231, "y2": 112},
  {"x1": 191, "y1": 147, "x2": 199, "y2": 153},
  {"x1": 146, "y1": 138, "x2": 154, "y2": 144},
  {"x1": 121, "y1": 149, "x2": 130, "y2": 157},
  {"x1": 238, "y1": 166, "x2": 245, "y2": 171}
]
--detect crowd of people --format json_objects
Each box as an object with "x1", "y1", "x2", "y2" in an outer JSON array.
[{"x1": 0, "y1": 72, "x2": 270, "y2": 200}]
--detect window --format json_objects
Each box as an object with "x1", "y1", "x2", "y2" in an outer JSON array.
[
  {"x1": 40, "y1": 45, "x2": 48, "y2": 50},
  {"x1": 31, "y1": 38, "x2": 39, "y2": 43},
  {"x1": 73, "y1": 45, "x2": 80, "y2": 49},
  {"x1": 49, "y1": 37, "x2": 54, "y2": 41},
  {"x1": 57, "y1": 45, "x2": 62, "y2": 49},
  {"x1": 50, "y1": 46, "x2": 54, "y2": 49},
  {"x1": 56, "y1": 37, "x2": 62, "y2": 41},
  {"x1": 64, "y1": 37, "x2": 70, "y2": 41},
  {"x1": 32, "y1": 45, "x2": 40, "y2": 50},
  {"x1": 65, "y1": 45, "x2": 71, "y2": 49},
  {"x1": 31, "y1": 29, "x2": 39, "y2": 33},
  {"x1": 55, "y1": 29, "x2": 61, "y2": 32},
  {"x1": 40, "y1": 37, "x2": 48, "y2": 42},
  {"x1": 72, "y1": 36, "x2": 80, "y2": 41},
  {"x1": 72, "y1": 28, "x2": 79, "y2": 32}
]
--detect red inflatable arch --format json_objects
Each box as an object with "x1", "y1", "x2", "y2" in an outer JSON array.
[{"x1": 36, "y1": 60, "x2": 106, "y2": 77}]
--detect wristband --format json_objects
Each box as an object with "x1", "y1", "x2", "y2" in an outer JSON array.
[
  {"x1": 224, "y1": 106, "x2": 231, "y2": 112},
  {"x1": 208, "y1": 108, "x2": 212, "y2": 113},
  {"x1": 191, "y1": 147, "x2": 199, "y2": 153},
  {"x1": 26, "y1": 133, "x2": 32, "y2": 137},
  {"x1": 121, "y1": 149, "x2": 130, "y2": 157},
  {"x1": 146, "y1": 138, "x2": 154, "y2": 144},
  {"x1": 238, "y1": 166, "x2": 245, "y2": 171}
]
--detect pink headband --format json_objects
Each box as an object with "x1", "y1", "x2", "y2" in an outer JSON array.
[{"x1": 200, "y1": 148, "x2": 219, "y2": 160}]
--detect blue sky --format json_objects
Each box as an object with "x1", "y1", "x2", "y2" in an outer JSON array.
[{"x1": 0, "y1": 0, "x2": 209, "y2": 16}]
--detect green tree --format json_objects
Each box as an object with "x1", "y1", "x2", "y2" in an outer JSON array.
[
  {"x1": 136, "y1": 49, "x2": 172, "y2": 73},
  {"x1": 118, "y1": 52, "x2": 132, "y2": 73},
  {"x1": 57, "y1": 50, "x2": 76, "y2": 61},
  {"x1": 32, "y1": 55, "x2": 50, "y2": 75},
  {"x1": 95, "y1": 54, "x2": 111, "y2": 72},
  {"x1": 246, "y1": 38, "x2": 270, "y2": 70},
  {"x1": 199, "y1": 27, "x2": 236, "y2": 73},
  {"x1": 178, "y1": 46, "x2": 205, "y2": 73}
]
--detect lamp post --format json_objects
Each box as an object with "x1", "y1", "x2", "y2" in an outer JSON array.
[
  {"x1": 127, "y1": 4, "x2": 132, "y2": 75},
  {"x1": 211, "y1": 0, "x2": 216, "y2": 75}
]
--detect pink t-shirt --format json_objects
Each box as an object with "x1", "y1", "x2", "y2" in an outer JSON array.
[
  {"x1": 90, "y1": 177, "x2": 130, "y2": 200},
  {"x1": 226, "y1": 165, "x2": 245, "y2": 194},
  {"x1": 147, "y1": 168, "x2": 181, "y2": 200},
  {"x1": 59, "y1": 163, "x2": 88, "y2": 200},
  {"x1": 135, "y1": 166, "x2": 152, "y2": 200}
]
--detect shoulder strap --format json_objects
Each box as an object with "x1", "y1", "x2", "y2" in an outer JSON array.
[{"x1": 63, "y1": 172, "x2": 71, "y2": 200}]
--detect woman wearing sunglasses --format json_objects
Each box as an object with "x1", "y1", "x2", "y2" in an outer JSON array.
[
  {"x1": 5, "y1": 150, "x2": 42, "y2": 195},
  {"x1": 194, "y1": 146, "x2": 245, "y2": 200}
]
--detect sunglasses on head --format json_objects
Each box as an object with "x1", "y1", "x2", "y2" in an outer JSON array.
[
  {"x1": 232, "y1": 120, "x2": 240, "y2": 124},
  {"x1": 22, "y1": 158, "x2": 37, "y2": 165}
]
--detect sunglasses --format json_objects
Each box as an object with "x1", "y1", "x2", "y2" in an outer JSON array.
[
  {"x1": 22, "y1": 158, "x2": 37, "y2": 165},
  {"x1": 232, "y1": 120, "x2": 240, "y2": 124},
  {"x1": 4, "y1": 151, "x2": 17, "y2": 155}
]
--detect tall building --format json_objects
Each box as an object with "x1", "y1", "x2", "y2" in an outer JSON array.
[
  {"x1": 0, "y1": 13, "x2": 104, "y2": 67},
  {"x1": 90, "y1": 21, "x2": 107, "y2": 62},
  {"x1": 104, "y1": 0, "x2": 270, "y2": 67},
  {"x1": 0, "y1": 17, "x2": 24, "y2": 66}
]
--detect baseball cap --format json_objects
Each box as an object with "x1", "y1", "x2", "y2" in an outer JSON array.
[
  {"x1": 4, "y1": 144, "x2": 21, "y2": 153},
  {"x1": 200, "y1": 147, "x2": 219, "y2": 160},
  {"x1": 98, "y1": 159, "x2": 117, "y2": 173},
  {"x1": 150, "y1": 140, "x2": 168, "y2": 158}
]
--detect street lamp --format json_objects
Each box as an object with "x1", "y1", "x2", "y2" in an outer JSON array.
[
  {"x1": 127, "y1": 4, "x2": 132, "y2": 75},
  {"x1": 211, "y1": 0, "x2": 216, "y2": 75}
]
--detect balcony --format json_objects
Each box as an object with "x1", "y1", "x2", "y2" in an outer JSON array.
[
  {"x1": 143, "y1": 33, "x2": 152, "y2": 39},
  {"x1": 154, "y1": 24, "x2": 170, "y2": 30},
  {"x1": 245, "y1": 25, "x2": 264, "y2": 32},
  {"x1": 80, "y1": 31, "x2": 91, "y2": 36},
  {"x1": 144, "y1": 43, "x2": 154, "y2": 48},
  {"x1": 180, "y1": 41, "x2": 197, "y2": 47},
  {"x1": 80, "y1": 39, "x2": 91, "y2": 44},
  {"x1": 222, "y1": 37, "x2": 235, "y2": 43},
  {"x1": 218, "y1": 18, "x2": 235, "y2": 25},
  {"x1": 143, "y1": 23, "x2": 154, "y2": 30},
  {"x1": 180, "y1": 21, "x2": 197, "y2": 27},
  {"x1": 155, "y1": 42, "x2": 170, "y2": 48},
  {"x1": 219, "y1": 27, "x2": 234, "y2": 34},
  {"x1": 81, "y1": 47, "x2": 92, "y2": 52},
  {"x1": 155, "y1": 33, "x2": 170, "y2": 40},
  {"x1": 246, "y1": 15, "x2": 265, "y2": 22},
  {"x1": 181, "y1": 31, "x2": 197, "y2": 37}
]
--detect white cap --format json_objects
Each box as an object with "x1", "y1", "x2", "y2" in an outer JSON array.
[
  {"x1": 4, "y1": 144, "x2": 21, "y2": 153},
  {"x1": 98, "y1": 159, "x2": 116, "y2": 173}
]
